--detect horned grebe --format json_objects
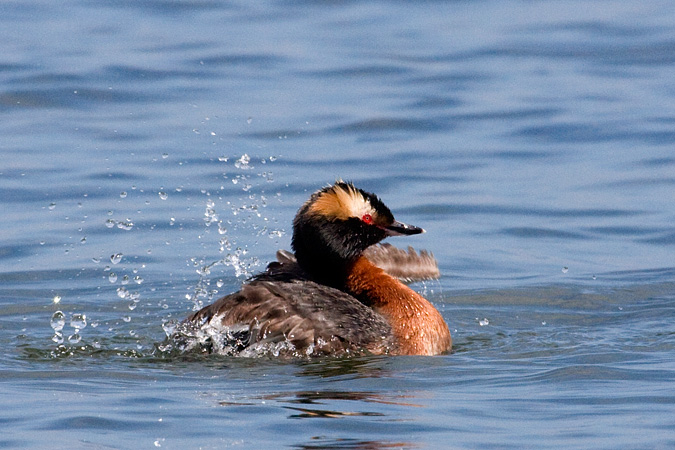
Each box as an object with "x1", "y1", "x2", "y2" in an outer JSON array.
[{"x1": 172, "y1": 181, "x2": 451, "y2": 356}]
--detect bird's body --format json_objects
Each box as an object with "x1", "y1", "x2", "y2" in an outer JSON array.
[{"x1": 171, "y1": 181, "x2": 451, "y2": 357}]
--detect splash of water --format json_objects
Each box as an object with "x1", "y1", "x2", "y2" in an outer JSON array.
[
  {"x1": 44, "y1": 153, "x2": 283, "y2": 359},
  {"x1": 184, "y1": 154, "x2": 284, "y2": 313}
]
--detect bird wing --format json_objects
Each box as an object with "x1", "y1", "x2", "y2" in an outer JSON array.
[
  {"x1": 363, "y1": 243, "x2": 440, "y2": 282},
  {"x1": 173, "y1": 280, "x2": 394, "y2": 357},
  {"x1": 273, "y1": 244, "x2": 440, "y2": 283}
]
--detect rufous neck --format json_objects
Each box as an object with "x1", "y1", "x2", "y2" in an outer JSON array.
[
  {"x1": 344, "y1": 257, "x2": 402, "y2": 306},
  {"x1": 344, "y1": 256, "x2": 452, "y2": 356}
]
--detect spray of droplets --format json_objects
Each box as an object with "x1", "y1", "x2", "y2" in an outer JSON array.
[
  {"x1": 184, "y1": 154, "x2": 284, "y2": 312},
  {"x1": 46, "y1": 151, "x2": 285, "y2": 356},
  {"x1": 50, "y1": 310, "x2": 87, "y2": 345},
  {"x1": 106, "y1": 253, "x2": 144, "y2": 313}
]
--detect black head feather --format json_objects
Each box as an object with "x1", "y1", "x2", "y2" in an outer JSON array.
[{"x1": 291, "y1": 182, "x2": 402, "y2": 286}]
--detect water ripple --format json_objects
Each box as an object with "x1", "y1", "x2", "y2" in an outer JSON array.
[
  {"x1": 329, "y1": 117, "x2": 451, "y2": 134},
  {"x1": 487, "y1": 39, "x2": 675, "y2": 66},
  {"x1": 501, "y1": 227, "x2": 589, "y2": 240},
  {"x1": 41, "y1": 415, "x2": 153, "y2": 431},
  {"x1": 192, "y1": 53, "x2": 285, "y2": 68},
  {"x1": 514, "y1": 123, "x2": 675, "y2": 144},
  {"x1": 0, "y1": 87, "x2": 158, "y2": 111},
  {"x1": 401, "y1": 203, "x2": 644, "y2": 218}
]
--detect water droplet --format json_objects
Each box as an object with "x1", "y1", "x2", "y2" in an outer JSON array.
[
  {"x1": 216, "y1": 279, "x2": 224, "y2": 288},
  {"x1": 68, "y1": 333, "x2": 82, "y2": 344},
  {"x1": 105, "y1": 218, "x2": 116, "y2": 228},
  {"x1": 478, "y1": 318, "x2": 489, "y2": 326},
  {"x1": 161, "y1": 319, "x2": 177, "y2": 338},
  {"x1": 592, "y1": 275, "x2": 597, "y2": 280},
  {"x1": 48, "y1": 202, "x2": 56, "y2": 210},
  {"x1": 80, "y1": 236, "x2": 87, "y2": 244},
  {"x1": 110, "y1": 253, "x2": 123, "y2": 264},
  {"x1": 52, "y1": 332, "x2": 64, "y2": 344},
  {"x1": 268, "y1": 229, "x2": 284, "y2": 239},
  {"x1": 158, "y1": 191, "x2": 168, "y2": 200},
  {"x1": 52, "y1": 295, "x2": 62, "y2": 305},
  {"x1": 234, "y1": 154, "x2": 251, "y2": 169},
  {"x1": 121, "y1": 275, "x2": 130, "y2": 285},
  {"x1": 562, "y1": 267, "x2": 569, "y2": 274},
  {"x1": 70, "y1": 313, "x2": 87, "y2": 331},
  {"x1": 134, "y1": 275, "x2": 144, "y2": 285},
  {"x1": 117, "y1": 220, "x2": 134, "y2": 230},
  {"x1": 162, "y1": 153, "x2": 168, "y2": 159},
  {"x1": 117, "y1": 287, "x2": 129, "y2": 298},
  {"x1": 120, "y1": 191, "x2": 127, "y2": 198},
  {"x1": 122, "y1": 316, "x2": 131, "y2": 323},
  {"x1": 128, "y1": 301, "x2": 137, "y2": 311},
  {"x1": 109, "y1": 272, "x2": 117, "y2": 283},
  {"x1": 50, "y1": 311, "x2": 66, "y2": 332}
]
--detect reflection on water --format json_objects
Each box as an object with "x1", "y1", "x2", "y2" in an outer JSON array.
[
  {"x1": 293, "y1": 438, "x2": 418, "y2": 450},
  {"x1": 216, "y1": 383, "x2": 425, "y2": 449},
  {"x1": 282, "y1": 390, "x2": 420, "y2": 408},
  {"x1": 297, "y1": 357, "x2": 393, "y2": 380},
  {"x1": 284, "y1": 406, "x2": 384, "y2": 419}
]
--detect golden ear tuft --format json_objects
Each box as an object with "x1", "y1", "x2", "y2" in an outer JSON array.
[{"x1": 309, "y1": 182, "x2": 373, "y2": 220}]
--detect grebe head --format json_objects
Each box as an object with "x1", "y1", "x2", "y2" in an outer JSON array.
[{"x1": 292, "y1": 181, "x2": 423, "y2": 284}]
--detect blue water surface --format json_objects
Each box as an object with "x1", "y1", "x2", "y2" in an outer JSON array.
[{"x1": 1, "y1": 0, "x2": 674, "y2": 448}]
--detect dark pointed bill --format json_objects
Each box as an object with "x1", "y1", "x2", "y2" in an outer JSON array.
[{"x1": 384, "y1": 220, "x2": 425, "y2": 236}]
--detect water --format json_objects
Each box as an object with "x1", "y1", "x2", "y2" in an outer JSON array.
[{"x1": 1, "y1": 0, "x2": 674, "y2": 448}]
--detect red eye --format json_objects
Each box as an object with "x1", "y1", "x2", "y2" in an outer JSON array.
[{"x1": 362, "y1": 213, "x2": 373, "y2": 224}]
